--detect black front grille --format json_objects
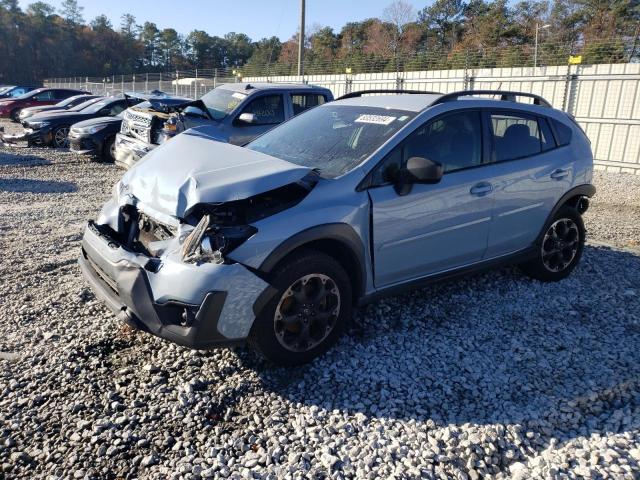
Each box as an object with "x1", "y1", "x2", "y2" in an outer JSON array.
[{"x1": 83, "y1": 248, "x2": 118, "y2": 296}]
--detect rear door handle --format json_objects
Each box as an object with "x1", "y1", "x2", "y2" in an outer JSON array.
[
  {"x1": 550, "y1": 168, "x2": 569, "y2": 180},
  {"x1": 470, "y1": 182, "x2": 493, "y2": 196}
]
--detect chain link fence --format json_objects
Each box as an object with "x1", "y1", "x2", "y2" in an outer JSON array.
[{"x1": 44, "y1": 36, "x2": 640, "y2": 174}]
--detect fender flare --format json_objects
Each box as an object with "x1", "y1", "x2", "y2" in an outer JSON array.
[
  {"x1": 535, "y1": 183, "x2": 596, "y2": 243},
  {"x1": 252, "y1": 223, "x2": 367, "y2": 316}
]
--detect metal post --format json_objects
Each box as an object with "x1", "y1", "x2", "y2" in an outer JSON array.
[
  {"x1": 145, "y1": 73, "x2": 148, "y2": 93},
  {"x1": 195, "y1": 69, "x2": 198, "y2": 99},
  {"x1": 297, "y1": 0, "x2": 305, "y2": 77},
  {"x1": 534, "y1": 23, "x2": 550, "y2": 69},
  {"x1": 175, "y1": 70, "x2": 179, "y2": 96},
  {"x1": 159, "y1": 72, "x2": 162, "y2": 93},
  {"x1": 534, "y1": 23, "x2": 539, "y2": 69},
  {"x1": 121, "y1": 75, "x2": 124, "y2": 94},
  {"x1": 132, "y1": 75, "x2": 135, "y2": 93}
]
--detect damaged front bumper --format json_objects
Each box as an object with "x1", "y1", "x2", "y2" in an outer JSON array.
[
  {"x1": 0, "y1": 126, "x2": 51, "y2": 145},
  {"x1": 114, "y1": 133, "x2": 155, "y2": 170},
  {"x1": 79, "y1": 220, "x2": 270, "y2": 348}
]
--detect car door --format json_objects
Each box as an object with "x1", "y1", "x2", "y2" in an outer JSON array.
[
  {"x1": 484, "y1": 110, "x2": 571, "y2": 258},
  {"x1": 31, "y1": 90, "x2": 55, "y2": 106},
  {"x1": 228, "y1": 94, "x2": 285, "y2": 145},
  {"x1": 290, "y1": 92, "x2": 327, "y2": 117},
  {"x1": 368, "y1": 109, "x2": 496, "y2": 287}
]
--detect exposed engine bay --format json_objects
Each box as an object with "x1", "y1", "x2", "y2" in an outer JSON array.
[{"x1": 108, "y1": 177, "x2": 316, "y2": 265}]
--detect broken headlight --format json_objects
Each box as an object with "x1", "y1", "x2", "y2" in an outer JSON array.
[{"x1": 181, "y1": 214, "x2": 257, "y2": 264}]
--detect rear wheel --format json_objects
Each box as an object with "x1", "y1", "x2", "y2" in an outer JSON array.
[
  {"x1": 520, "y1": 206, "x2": 585, "y2": 281},
  {"x1": 52, "y1": 126, "x2": 70, "y2": 148},
  {"x1": 249, "y1": 250, "x2": 352, "y2": 366},
  {"x1": 102, "y1": 136, "x2": 116, "y2": 162}
]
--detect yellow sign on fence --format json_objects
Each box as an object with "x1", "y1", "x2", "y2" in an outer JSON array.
[{"x1": 568, "y1": 55, "x2": 583, "y2": 65}]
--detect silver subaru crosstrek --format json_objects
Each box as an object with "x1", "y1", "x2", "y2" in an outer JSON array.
[{"x1": 79, "y1": 90, "x2": 595, "y2": 365}]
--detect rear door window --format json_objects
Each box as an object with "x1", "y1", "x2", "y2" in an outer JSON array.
[
  {"x1": 291, "y1": 93, "x2": 326, "y2": 116},
  {"x1": 240, "y1": 95, "x2": 285, "y2": 125},
  {"x1": 490, "y1": 112, "x2": 543, "y2": 161},
  {"x1": 33, "y1": 91, "x2": 54, "y2": 101}
]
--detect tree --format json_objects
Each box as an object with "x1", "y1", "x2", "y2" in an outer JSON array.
[
  {"x1": 91, "y1": 14, "x2": 112, "y2": 32},
  {"x1": 59, "y1": 0, "x2": 83, "y2": 24},
  {"x1": 419, "y1": 0, "x2": 465, "y2": 50},
  {"x1": 139, "y1": 21, "x2": 160, "y2": 67},
  {"x1": 158, "y1": 28, "x2": 183, "y2": 68},
  {"x1": 26, "y1": 1, "x2": 55, "y2": 17},
  {"x1": 225, "y1": 32, "x2": 254, "y2": 66},
  {"x1": 383, "y1": 0, "x2": 417, "y2": 70},
  {"x1": 120, "y1": 13, "x2": 137, "y2": 38}
]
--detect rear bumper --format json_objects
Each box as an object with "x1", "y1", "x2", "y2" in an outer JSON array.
[
  {"x1": 79, "y1": 221, "x2": 269, "y2": 348},
  {"x1": 114, "y1": 134, "x2": 154, "y2": 170}
]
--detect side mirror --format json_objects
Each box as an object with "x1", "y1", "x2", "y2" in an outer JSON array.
[
  {"x1": 237, "y1": 112, "x2": 256, "y2": 125},
  {"x1": 394, "y1": 157, "x2": 443, "y2": 196}
]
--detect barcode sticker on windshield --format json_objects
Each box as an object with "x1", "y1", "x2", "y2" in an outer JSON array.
[
  {"x1": 232, "y1": 92, "x2": 247, "y2": 100},
  {"x1": 355, "y1": 114, "x2": 396, "y2": 125}
]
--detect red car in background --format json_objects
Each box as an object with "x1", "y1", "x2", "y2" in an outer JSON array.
[{"x1": 0, "y1": 88, "x2": 89, "y2": 121}]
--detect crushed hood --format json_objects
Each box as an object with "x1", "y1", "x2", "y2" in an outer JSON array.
[{"x1": 120, "y1": 126, "x2": 311, "y2": 218}]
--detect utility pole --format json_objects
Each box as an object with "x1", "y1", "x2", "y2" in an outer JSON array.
[
  {"x1": 534, "y1": 22, "x2": 551, "y2": 68},
  {"x1": 297, "y1": 0, "x2": 305, "y2": 76}
]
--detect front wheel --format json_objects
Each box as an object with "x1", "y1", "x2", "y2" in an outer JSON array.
[
  {"x1": 249, "y1": 249, "x2": 352, "y2": 366},
  {"x1": 52, "y1": 126, "x2": 70, "y2": 148},
  {"x1": 9, "y1": 109, "x2": 20, "y2": 122},
  {"x1": 520, "y1": 206, "x2": 585, "y2": 282},
  {"x1": 102, "y1": 136, "x2": 116, "y2": 162}
]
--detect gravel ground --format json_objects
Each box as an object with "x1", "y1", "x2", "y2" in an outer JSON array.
[{"x1": 1, "y1": 117, "x2": 639, "y2": 479}]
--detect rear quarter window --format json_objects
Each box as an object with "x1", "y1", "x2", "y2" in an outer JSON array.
[{"x1": 551, "y1": 119, "x2": 573, "y2": 146}]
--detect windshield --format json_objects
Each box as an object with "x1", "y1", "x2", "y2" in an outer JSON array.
[
  {"x1": 71, "y1": 97, "x2": 103, "y2": 112},
  {"x1": 201, "y1": 87, "x2": 247, "y2": 120},
  {"x1": 0, "y1": 86, "x2": 13, "y2": 95},
  {"x1": 247, "y1": 105, "x2": 416, "y2": 178},
  {"x1": 57, "y1": 95, "x2": 87, "y2": 107}
]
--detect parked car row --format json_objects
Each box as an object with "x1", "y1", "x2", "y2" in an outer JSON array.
[{"x1": 0, "y1": 83, "x2": 334, "y2": 165}]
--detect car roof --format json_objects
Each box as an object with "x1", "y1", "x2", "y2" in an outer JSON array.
[
  {"x1": 333, "y1": 94, "x2": 442, "y2": 112},
  {"x1": 332, "y1": 91, "x2": 554, "y2": 113},
  {"x1": 219, "y1": 82, "x2": 330, "y2": 93}
]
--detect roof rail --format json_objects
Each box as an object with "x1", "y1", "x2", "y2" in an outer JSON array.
[
  {"x1": 431, "y1": 90, "x2": 552, "y2": 108},
  {"x1": 337, "y1": 89, "x2": 442, "y2": 100}
]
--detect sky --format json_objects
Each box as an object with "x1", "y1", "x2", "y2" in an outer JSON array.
[{"x1": 17, "y1": 0, "x2": 426, "y2": 40}]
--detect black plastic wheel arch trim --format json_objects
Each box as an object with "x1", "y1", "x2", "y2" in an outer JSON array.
[
  {"x1": 253, "y1": 223, "x2": 367, "y2": 309},
  {"x1": 535, "y1": 183, "x2": 595, "y2": 244}
]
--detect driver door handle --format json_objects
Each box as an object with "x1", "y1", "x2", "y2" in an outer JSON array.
[{"x1": 470, "y1": 182, "x2": 493, "y2": 196}]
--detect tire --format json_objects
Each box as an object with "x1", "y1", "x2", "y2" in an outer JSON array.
[
  {"x1": 520, "y1": 205, "x2": 585, "y2": 282},
  {"x1": 102, "y1": 136, "x2": 116, "y2": 163},
  {"x1": 249, "y1": 249, "x2": 352, "y2": 366},
  {"x1": 52, "y1": 126, "x2": 70, "y2": 148},
  {"x1": 9, "y1": 109, "x2": 20, "y2": 122}
]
